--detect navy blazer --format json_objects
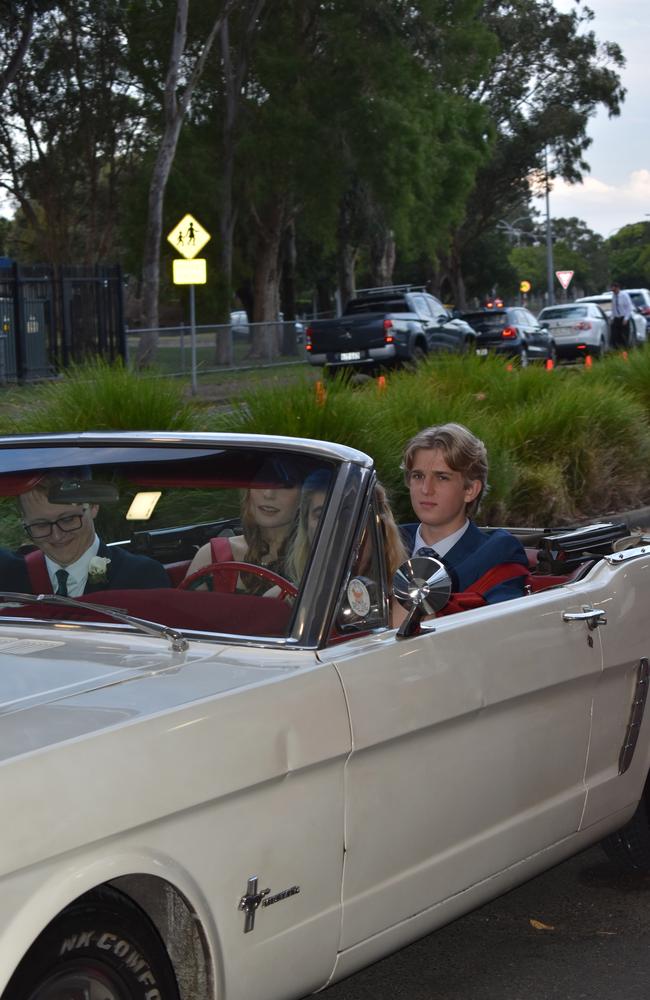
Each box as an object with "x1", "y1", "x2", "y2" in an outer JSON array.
[
  {"x1": 84, "y1": 541, "x2": 171, "y2": 593},
  {"x1": 0, "y1": 548, "x2": 31, "y2": 593},
  {"x1": 401, "y1": 521, "x2": 529, "y2": 604}
]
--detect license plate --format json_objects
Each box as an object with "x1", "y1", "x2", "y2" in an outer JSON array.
[
  {"x1": 339, "y1": 351, "x2": 361, "y2": 361},
  {"x1": 476, "y1": 348, "x2": 489, "y2": 356}
]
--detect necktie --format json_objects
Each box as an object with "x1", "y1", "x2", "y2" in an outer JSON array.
[
  {"x1": 55, "y1": 569, "x2": 69, "y2": 596},
  {"x1": 416, "y1": 546, "x2": 440, "y2": 559},
  {"x1": 614, "y1": 292, "x2": 619, "y2": 316}
]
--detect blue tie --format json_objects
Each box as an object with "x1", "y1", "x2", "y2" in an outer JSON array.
[
  {"x1": 55, "y1": 569, "x2": 69, "y2": 596},
  {"x1": 416, "y1": 546, "x2": 440, "y2": 559}
]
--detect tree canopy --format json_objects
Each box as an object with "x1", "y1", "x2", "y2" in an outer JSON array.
[{"x1": 0, "y1": 0, "x2": 633, "y2": 348}]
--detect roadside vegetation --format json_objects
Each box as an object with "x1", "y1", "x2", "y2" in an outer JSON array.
[{"x1": 4, "y1": 352, "x2": 650, "y2": 527}]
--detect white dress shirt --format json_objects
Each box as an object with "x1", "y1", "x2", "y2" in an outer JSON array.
[
  {"x1": 45, "y1": 535, "x2": 100, "y2": 598},
  {"x1": 612, "y1": 290, "x2": 632, "y2": 321},
  {"x1": 412, "y1": 520, "x2": 469, "y2": 559}
]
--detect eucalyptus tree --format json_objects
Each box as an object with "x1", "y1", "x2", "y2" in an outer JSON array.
[
  {"x1": 437, "y1": 0, "x2": 625, "y2": 307},
  {"x1": 226, "y1": 0, "x2": 494, "y2": 358},
  {"x1": 0, "y1": 0, "x2": 37, "y2": 99},
  {"x1": 0, "y1": 0, "x2": 144, "y2": 264},
  {"x1": 606, "y1": 222, "x2": 650, "y2": 288},
  {"x1": 132, "y1": 0, "x2": 237, "y2": 366}
]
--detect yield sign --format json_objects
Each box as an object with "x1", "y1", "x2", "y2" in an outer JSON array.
[{"x1": 555, "y1": 270, "x2": 574, "y2": 290}]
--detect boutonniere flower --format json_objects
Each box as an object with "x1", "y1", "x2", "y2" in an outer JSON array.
[{"x1": 88, "y1": 556, "x2": 111, "y2": 585}]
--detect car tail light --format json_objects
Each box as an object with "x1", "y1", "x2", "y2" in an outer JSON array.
[
  {"x1": 305, "y1": 326, "x2": 313, "y2": 351},
  {"x1": 384, "y1": 319, "x2": 394, "y2": 344},
  {"x1": 575, "y1": 321, "x2": 592, "y2": 330},
  {"x1": 501, "y1": 326, "x2": 517, "y2": 339},
  {"x1": 576, "y1": 344, "x2": 587, "y2": 350}
]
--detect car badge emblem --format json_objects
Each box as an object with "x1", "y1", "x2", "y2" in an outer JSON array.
[{"x1": 238, "y1": 876, "x2": 300, "y2": 933}]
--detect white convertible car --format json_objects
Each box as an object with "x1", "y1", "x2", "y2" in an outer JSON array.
[{"x1": 0, "y1": 432, "x2": 649, "y2": 1000}]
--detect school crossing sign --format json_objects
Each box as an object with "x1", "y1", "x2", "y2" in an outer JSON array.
[{"x1": 167, "y1": 214, "x2": 211, "y2": 260}]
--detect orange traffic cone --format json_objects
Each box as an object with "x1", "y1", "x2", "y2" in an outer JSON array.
[
  {"x1": 315, "y1": 380, "x2": 327, "y2": 405},
  {"x1": 545, "y1": 358, "x2": 554, "y2": 371},
  {"x1": 585, "y1": 355, "x2": 592, "y2": 368},
  {"x1": 377, "y1": 375, "x2": 387, "y2": 392},
  {"x1": 506, "y1": 363, "x2": 513, "y2": 372},
  {"x1": 622, "y1": 350, "x2": 629, "y2": 361}
]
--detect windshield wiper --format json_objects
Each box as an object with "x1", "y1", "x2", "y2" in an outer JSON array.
[{"x1": 0, "y1": 591, "x2": 189, "y2": 653}]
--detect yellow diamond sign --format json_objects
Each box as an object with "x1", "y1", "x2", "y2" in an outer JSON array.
[{"x1": 167, "y1": 214, "x2": 211, "y2": 260}]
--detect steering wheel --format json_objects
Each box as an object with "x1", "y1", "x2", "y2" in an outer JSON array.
[{"x1": 178, "y1": 560, "x2": 298, "y2": 599}]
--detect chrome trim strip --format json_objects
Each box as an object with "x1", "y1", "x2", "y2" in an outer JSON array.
[
  {"x1": 606, "y1": 543, "x2": 650, "y2": 564},
  {"x1": 619, "y1": 657, "x2": 649, "y2": 774}
]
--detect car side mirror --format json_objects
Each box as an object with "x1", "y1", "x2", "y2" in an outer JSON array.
[{"x1": 393, "y1": 556, "x2": 452, "y2": 639}]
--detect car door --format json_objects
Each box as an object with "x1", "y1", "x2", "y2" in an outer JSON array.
[
  {"x1": 519, "y1": 308, "x2": 547, "y2": 358},
  {"x1": 421, "y1": 294, "x2": 458, "y2": 351},
  {"x1": 319, "y1": 576, "x2": 604, "y2": 950},
  {"x1": 582, "y1": 547, "x2": 650, "y2": 826}
]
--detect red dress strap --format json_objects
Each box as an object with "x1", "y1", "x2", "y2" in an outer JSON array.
[{"x1": 210, "y1": 537, "x2": 234, "y2": 562}]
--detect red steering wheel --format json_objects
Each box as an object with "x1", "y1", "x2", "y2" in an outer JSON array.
[{"x1": 178, "y1": 560, "x2": 298, "y2": 599}]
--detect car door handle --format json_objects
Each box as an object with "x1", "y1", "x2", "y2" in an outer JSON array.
[{"x1": 562, "y1": 606, "x2": 607, "y2": 630}]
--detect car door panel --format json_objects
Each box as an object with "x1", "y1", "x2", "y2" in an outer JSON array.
[
  {"x1": 320, "y1": 584, "x2": 603, "y2": 949},
  {"x1": 581, "y1": 551, "x2": 650, "y2": 824}
]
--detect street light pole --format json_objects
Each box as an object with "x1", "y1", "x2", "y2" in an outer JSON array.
[{"x1": 545, "y1": 146, "x2": 555, "y2": 305}]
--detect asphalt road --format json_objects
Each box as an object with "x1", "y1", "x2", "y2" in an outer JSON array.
[{"x1": 318, "y1": 846, "x2": 650, "y2": 1000}]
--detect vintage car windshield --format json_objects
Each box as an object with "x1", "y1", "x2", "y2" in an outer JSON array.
[{"x1": 0, "y1": 442, "x2": 339, "y2": 642}]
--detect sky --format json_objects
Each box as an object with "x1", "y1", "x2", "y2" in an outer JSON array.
[{"x1": 532, "y1": 0, "x2": 650, "y2": 236}]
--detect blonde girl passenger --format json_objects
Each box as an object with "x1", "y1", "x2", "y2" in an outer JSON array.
[{"x1": 183, "y1": 465, "x2": 301, "y2": 594}]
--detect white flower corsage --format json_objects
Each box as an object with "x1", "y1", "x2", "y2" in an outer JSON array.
[{"x1": 88, "y1": 556, "x2": 111, "y2": 585}]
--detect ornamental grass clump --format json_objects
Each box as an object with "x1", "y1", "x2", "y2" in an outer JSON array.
[{"x1": 8, "y1": 359, "x2": 200, "y2": 433}]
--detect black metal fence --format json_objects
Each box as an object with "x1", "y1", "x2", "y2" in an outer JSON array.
[{"x1": 0, "y1": 262, "x2": 125, "y2": 382}]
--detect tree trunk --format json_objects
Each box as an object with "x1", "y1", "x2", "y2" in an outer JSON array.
[
  {"x1": 136, "y1": 0, "x2": 233, "y2": 368},
  {"x1": 249, "y1": 199, "x2": 289, "y2": 359},
  {"x1": 215, "y1": 1, "x2": 267, "y2": 366},
  {"x1": 280, "y1": 220, "x2": 298, "y2": 356},
  {"x1": 0, "y1": 1, "x2": 34, "y2": 99},
  {"x1": 370, "y1": 227, "x2": 396, "y2": 288}
]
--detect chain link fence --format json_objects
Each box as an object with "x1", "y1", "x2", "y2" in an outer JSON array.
[{"x1": 126, "y1": 319, "x2": 309, "y2": 376}]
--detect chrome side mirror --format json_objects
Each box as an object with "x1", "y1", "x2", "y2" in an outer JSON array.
[{"x1": 393, "y1": 556, "x2": 452, "y2": 639}]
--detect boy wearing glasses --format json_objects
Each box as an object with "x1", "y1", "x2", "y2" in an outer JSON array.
[
  {"x1": 19, "y1": 476, "x2": 169, "y2": 596},
  {"x1": 400, "y1": 423, "x2": 529, "y2": 604}
]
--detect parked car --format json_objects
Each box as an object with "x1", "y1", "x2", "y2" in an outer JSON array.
[
  {"x1": 230, "y1": 310, "x2": 249, "y2": 336},
  {"x1": 460, "y1": 306, "x2": 556, "y2": 365},
  {"x1": 538, "y1": 302, "x2": 610, "y2": 360},
  {"x1": 575, "y1": 293, "x2": 647, "y2": 347},
  {"x1": 1, "y1": 431, "x2": 650, "y2": 999},
  {"x1": 305, "y1": 285, "x2": 476, "y2": 374},
  {"x1": 624, "y1": 288, "x2": 650, "y2": 333}
]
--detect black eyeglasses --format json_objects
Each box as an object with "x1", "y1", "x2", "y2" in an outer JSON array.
[{"x1": 23, "y1": 505, "x2": 89, "y2": 540}]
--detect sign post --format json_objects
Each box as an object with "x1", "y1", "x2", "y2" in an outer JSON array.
[{"x1": 167, "y1": 214, "x2": 211, "y2": 395}]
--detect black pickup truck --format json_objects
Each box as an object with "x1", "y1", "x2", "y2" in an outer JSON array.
[{"x1": 304, "y1": 286, "x2": 476, "y2": 374}]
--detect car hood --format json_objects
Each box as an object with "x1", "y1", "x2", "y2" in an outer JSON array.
[{"x1": 0, "y1": 624, "x2": 303, "y2": 760}]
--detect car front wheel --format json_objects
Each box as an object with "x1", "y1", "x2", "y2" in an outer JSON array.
[{"x1": 4, "y1": 888, "x2": 180, "y2": 1000}]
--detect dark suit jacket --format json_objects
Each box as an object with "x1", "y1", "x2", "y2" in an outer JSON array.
[
  {"x1": 0, "y1": 548, "x2": 31, "y2": 593},
  {"x1": 84, "y1": 542, "x2": 171, "y2": 593},
  {"x1": 20, "y1": 541, "x2": 170, "y2": 595},
  {"x1": 400, "y1": 521, "x2": 529, "y2": 604}
]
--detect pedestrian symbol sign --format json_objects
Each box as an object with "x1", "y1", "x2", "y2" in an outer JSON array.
[{"x1": 167, "y1": 214, "x2": 211, "y2": 260}]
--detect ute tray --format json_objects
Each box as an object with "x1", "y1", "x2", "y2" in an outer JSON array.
[{"x1": 537, "y1": 521, "x2": 629, "y2": 574}]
